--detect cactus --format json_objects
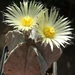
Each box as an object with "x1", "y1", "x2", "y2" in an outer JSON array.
[{"x1": 3, "y1": 30, "x2": 62, "y2": 75}]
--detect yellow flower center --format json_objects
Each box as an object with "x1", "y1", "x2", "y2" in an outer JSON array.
[
  {"x1": 21, "y1": 16, "x2": 34, "y2": 27},
  {"x1": 43, "y1": 27, "x2": 55, "y2": 38}
]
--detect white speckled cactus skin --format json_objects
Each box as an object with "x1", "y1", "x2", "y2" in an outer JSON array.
[{"x1": 4, "y1": 30, "x2": 62, "y2": 75}]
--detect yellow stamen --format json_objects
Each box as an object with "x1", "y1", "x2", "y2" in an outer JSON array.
[
  {"x1": 43, "y1": 27, "x2": 55, "y2": 38},
  {"x1": 21, "y1": 16, "x2": 34, "y2": 27}
]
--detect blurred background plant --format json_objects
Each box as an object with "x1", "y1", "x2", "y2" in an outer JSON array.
[{"x1": 0, "y1": 0, "x2": 75, "y2": 75}]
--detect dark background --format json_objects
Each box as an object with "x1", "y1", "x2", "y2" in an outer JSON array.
[{"x1": 0, "y1": 0, "x2": 75, "y2": 75}]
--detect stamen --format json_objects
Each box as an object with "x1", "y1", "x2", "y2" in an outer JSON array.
[
  {"x1": 21, "y1": 16, "x2": 34, "y2": 27},
  {"x1": 43, "y1": 27, "x2": 55, "y2": 38}
]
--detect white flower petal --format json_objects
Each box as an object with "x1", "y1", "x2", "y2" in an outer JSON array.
[
  {"x1": 36, "y1": 7, "x2": 73, "y2": 51},
  {"x1": 3, "y1": 1, "x2": 44, "y2": 31},
  {"x1": 49, "y1": 39, "x2": 53, "y2": 51}
]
